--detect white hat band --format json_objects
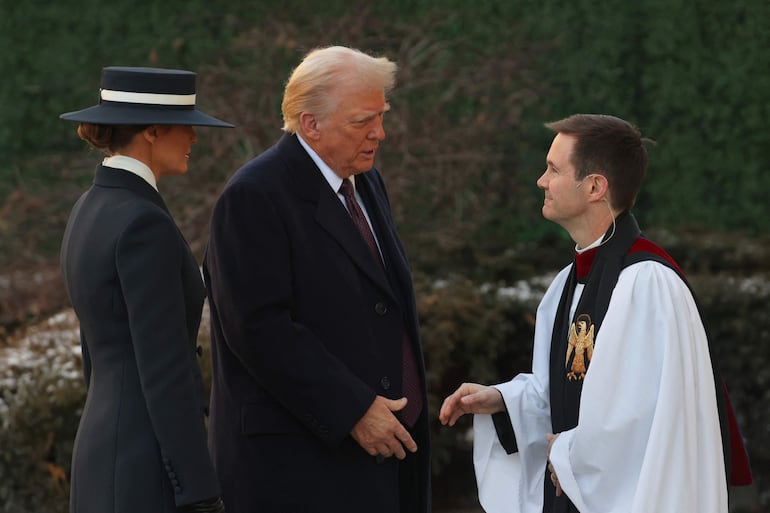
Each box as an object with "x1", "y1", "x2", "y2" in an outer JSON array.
[{"x1": 100, "y1": 88, "x2": 196, "y2": 106}]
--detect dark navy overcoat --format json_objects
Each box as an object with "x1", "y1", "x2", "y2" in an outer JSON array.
[
  {"x1": 203, "y1": 134, "x2": 430, "y2": 513},
  {"x1": 61, "y1": 166, "x2": 220, "y2": 513}
]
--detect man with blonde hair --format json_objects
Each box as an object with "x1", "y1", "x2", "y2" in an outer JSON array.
[{"x1": 204, "y1": 46, "x2": 430, "y2": 513}]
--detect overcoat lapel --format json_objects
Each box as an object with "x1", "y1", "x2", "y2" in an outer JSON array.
[
  {"x1": 358, "y1": 172, "x2": 427, "y2": 372},
  {"x1": 277, "y1": 134, "x2": 396, "y2": 300},
  {"x1": 357, "y1": 174, "x2": 416, "y2": 316},
  {"x1": 316, "y1": 186, "x2": 394, "y2": 294}
]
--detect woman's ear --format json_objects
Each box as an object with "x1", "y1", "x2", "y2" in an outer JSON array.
[{"x1": 142, "y1": 126, "x2": 158, "y2": 143}]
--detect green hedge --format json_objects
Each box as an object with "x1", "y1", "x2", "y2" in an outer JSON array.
[{"x1": 2, "y1": 1, "x2": 770, "y2": 264}]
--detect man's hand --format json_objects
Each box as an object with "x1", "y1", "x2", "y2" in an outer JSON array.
[
  {"x1": 351, "y1": 396, "x2": 417, "y2": 460},
  {"x1": 438, "y1": 383, "x2": 505, "y2": 427},
  {"x1": 546, "y1": 432, "x2": 563, "y2": 497}
]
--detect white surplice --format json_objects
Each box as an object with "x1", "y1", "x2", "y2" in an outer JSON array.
[{"x1": 473, "y1": 261, "x2": 728, "y2": 513}]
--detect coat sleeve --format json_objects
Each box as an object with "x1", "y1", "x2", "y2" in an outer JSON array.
[
  {"x1": 204, "y1": 179, "x2": 376, "y2": 446},
  {"x1": 116, "y1": 209, "x2": 220, "y2": 506},
  {"x1": 548, "y1": 262, "x2": 728, "y2": 513}
]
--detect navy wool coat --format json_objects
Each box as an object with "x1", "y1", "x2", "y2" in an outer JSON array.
[
  {"x1": 60, "y1": 166, "x2": 220, "y2": 513},
  {"x1": 203, "y1": 133, "x2": 430, "y2": 513}
]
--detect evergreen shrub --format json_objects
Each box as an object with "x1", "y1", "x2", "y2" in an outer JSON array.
[
  {"x1": 0, "y1": 269, "x2": 767, "y2": 511},
  {"x1": 0, "y1": 312, "x2": 84, "y2": 513}
]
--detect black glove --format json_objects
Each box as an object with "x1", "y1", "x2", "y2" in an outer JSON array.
[{"x1": 177, "y1": 497, "x2": 225, "y2": 513}]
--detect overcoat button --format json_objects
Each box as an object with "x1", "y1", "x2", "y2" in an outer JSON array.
[
  {"x1": 374, "y1": 302, "x2": 387, "y2": 315},
  {"x1": 380, "y1": 377, "x2": 391, "y2": 390},
  {"x1": 196, "y1": 345, "x2": 204, "y2": 356}
]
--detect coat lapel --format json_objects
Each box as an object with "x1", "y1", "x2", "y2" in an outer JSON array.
[
  {"x1": 356, "y1": 172, "x2": 414, "y2": 305},
  {"x1": 93, "y1": 165, "x2": 169, "y2": 213},
  {"x1": 276, "y1": 134, "x2": 395, "y2": 299},
  {"x1": 357, "y1": 172, "x2": 424, "y2": 351},
  {"x1": 92, "y1": 164, "x2": 199, "y2": 276}
]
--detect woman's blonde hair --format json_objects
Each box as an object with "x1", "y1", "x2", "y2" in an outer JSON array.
[{"x1": 281, "y1": 46, "x2": 397, "y2": 133}]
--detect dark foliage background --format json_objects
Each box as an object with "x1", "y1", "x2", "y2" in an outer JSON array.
[{"x1": 1, "y1": 0, "x2": 768, "y2": 511}]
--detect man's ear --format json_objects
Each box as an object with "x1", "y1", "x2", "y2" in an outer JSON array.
[
  {"x1": 590, "y1": 174, "x2": 609, "y2": 197},
  {"x1": 591, "y1": 174, "x2": 614, "y2": 209},
  {"x1": 299, "y1": 113, "x2": 320, "y2": 140}
]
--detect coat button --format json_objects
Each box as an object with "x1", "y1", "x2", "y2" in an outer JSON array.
[
  {"x1": 196, "y1": 345, "x2": 204, "y2": 356},
  {"x1": 374, "y1": 302, "x2": 387, "y2": 315},
  {"x1": 380, "y1": 376, "x2": 391, "y2": 390}
]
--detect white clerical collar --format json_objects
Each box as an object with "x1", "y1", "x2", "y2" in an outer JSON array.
[
  {"x1": 296, "y1": 134, "x2": 356, "y2": 193},
  {"x1": 102, "y1": 155, "x2": 158, "y2": 191},
  {"x1": 575, "y1": 234, "x2": 605, "y2": 254}
]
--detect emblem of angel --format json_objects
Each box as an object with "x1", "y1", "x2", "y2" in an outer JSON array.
[{"x1": 566, "y1": 313, "x2": 595, "y2": 380}]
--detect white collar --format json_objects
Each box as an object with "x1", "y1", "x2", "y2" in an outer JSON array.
[
  {"x1": 575, "y1": 234, "x2": 605, "y2": 254},
  {"x1": 102, "y1": 155, "x2": 158, "y2": 191},
  {"x1": 296, "y1": 134, "x2": 356, "y2": 193}
]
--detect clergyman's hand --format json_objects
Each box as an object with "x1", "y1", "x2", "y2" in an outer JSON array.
[
  {"x1": 438, "y1": 383, "x2": 504, "y2": 427},
  {"x1": 546, "y1": 432, "x2": 563, "y2": 497},
  {"x1": 351, "y1": 396, "x2": 417, "y2": 460}
]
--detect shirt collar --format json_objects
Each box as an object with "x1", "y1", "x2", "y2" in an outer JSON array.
[
  {"x1": 296, "y1": 134, "x2": 356, "y2": 193},
  {"x1": 575, "y1": 234, "x2": 605, "y2": 254},
  {"x1": 102, "y1": 155, "x2": 158, "y2": 191}
]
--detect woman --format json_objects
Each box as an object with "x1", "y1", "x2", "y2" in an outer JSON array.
[{"x1": 59, "y1": 66, "x2": 232, "y2": 513}]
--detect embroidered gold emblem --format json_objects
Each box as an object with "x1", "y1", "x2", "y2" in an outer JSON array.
[{"x1": 566, "y1": 313, "x2": 595, "y2": 380}]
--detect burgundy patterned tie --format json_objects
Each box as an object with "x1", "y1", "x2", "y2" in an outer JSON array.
[{"x1": 339, "y1": 179, "x2": 423, "y2": 426}]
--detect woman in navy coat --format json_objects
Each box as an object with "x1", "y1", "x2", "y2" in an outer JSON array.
[{"x1": 59, "y1": 67, "x2": 232, "y2": 513}]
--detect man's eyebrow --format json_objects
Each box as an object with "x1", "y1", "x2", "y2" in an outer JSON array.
[{"x1": 353, "y1": 104, "x2": 391, "y2": 122}]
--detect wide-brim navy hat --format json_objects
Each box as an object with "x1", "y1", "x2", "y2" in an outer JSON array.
[{"x1": 60, "y1": 66, "x2": 234, "y2": 128}]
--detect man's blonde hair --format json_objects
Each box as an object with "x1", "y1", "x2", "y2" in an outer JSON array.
[{"x1": 281, "y1": 46, "x2": 397, "y2": 133}]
